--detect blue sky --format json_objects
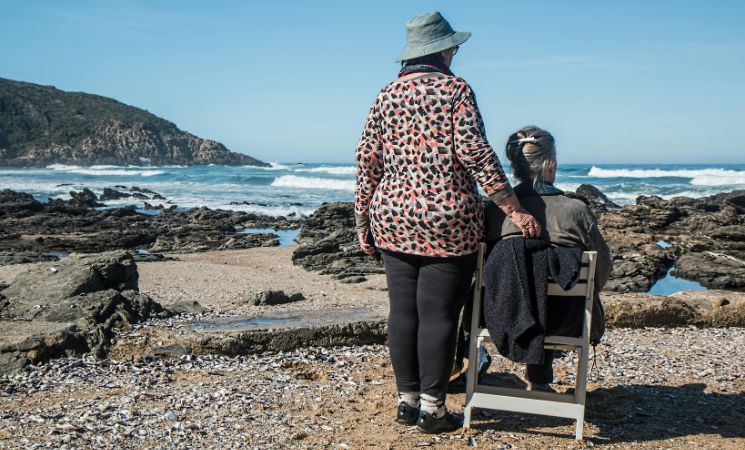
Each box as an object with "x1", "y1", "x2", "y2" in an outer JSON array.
[{"x1": 2, "y1": 0, "x2": 744, "y2": 164}]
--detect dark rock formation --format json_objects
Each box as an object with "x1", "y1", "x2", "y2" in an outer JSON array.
[
  {"x1": 165, "y1": 300, "x2": 209, "y2": 315},
  {"x1": 0, "y1": 189, "x2": 286, "y2": 255},
  {"x1": 251, "y1": 290, "x2": 305, "y2": 306},
  {"x1": 109, "y1": 307, "x2": 388, "y2": 359},
  {"x1": 600, "y1": 190, "x2": 745, "y2": 291},
  {"x1": 99, "y1": 188, "x2": 131, "y2": 201},
  {"x1": 603, "y1": 291, "x2": 745, "y2": 328},
  {"x1": 0, "y1": 252, "x2": 60, "y2": 266},
  {"x1": 0, "y1": 77, "x2": 268, "y2": 167},
  {"x1": 292, "y1": 202, "x2": 384, "y2": 282},
  {"x1": 0, "y1": 251, "x2": 168, "y2": 374},
  {"x1": 575, "y1": 183, "x2": 621, "y2": 216},
  {"x1": 291, "y1": 189, "x2": 744, "y2": 293}
]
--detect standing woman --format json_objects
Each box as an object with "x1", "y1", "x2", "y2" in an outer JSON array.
[{"x1": 355, "y1": 11, "x2": 541, "y2": 433}]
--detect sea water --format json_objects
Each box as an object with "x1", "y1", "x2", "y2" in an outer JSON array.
[
  {"x1": 2, "y1": 162, "x2": 743, "y2": 293},
  {"x1": 2, "y1": 163, "x2": 744, "y2": 219}
]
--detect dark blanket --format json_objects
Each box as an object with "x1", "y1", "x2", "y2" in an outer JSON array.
[{"x1": 483, "y1": 237, "x2": 583, "y2": 364}]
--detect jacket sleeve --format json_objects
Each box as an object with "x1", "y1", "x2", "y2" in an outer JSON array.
[
  {"x1": 585, "y1": 216, "x2": 613, "y2": 291},
  {"x1": 452, "y1": 81, "x2": 513, "y2": 203},
  {"x1": 354, "y1": 95, "x2": 385, "y2": 221}
]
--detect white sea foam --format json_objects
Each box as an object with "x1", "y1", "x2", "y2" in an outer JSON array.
[
  {"x1": 213, "y1": 203, "x2": 314, "y2": 219},
  {"x1": 270, "y1": 175, "x2": 355, "y2": 191},
  {"x1": 295, "y1": 166, "x2": 356, "y2": 175},
  {"x1": 255, "y1": 162, "x2": 294, "y2": 171},
  {"x1": 587, "y1": 166, "x2": 745, "y2": 186},
  {"x1": 689, "y1": 174, "x2": 745, "y2": 186},
  {"x1": 45, "y1": 164, "x2": 166, "y2": 176}
]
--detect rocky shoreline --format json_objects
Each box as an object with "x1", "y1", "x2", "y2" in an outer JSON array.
[
  {"x1": 0, "y1": 185, "x2": 744, "y2": 447},
  {"x1": 2, "y1": 184, "x2": 743, "y2": 292},
  {"x1": 0, "y1": 187, "x2": 297, "y2": 258}
]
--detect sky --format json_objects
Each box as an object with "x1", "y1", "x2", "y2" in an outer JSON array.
[{"x1": 2, "y1": 0, "x2": 744, "y2": 164}]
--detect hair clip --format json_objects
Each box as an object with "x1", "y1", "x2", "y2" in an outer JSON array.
[{"x1": 508, "y1": 137, "x2": 540, "y2": 145}]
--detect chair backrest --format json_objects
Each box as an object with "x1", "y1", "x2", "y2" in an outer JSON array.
[{"x1": 473, "y1": 242, "x2": 597, "y2": 340}]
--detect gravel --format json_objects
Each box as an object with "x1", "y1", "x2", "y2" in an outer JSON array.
[{"x1": 1, "y1": 327, "x2": 744, "y2": 449}]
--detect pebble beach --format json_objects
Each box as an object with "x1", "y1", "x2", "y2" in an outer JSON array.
[{"x1": 1, "y1": 246, "x2": 743, "y2": 449}]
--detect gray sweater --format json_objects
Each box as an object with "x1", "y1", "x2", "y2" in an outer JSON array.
[{"x1": 484, "y1": 184, "x2": 612, "y2": 292}]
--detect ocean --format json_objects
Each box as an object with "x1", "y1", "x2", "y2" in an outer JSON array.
[{"x1": 1, "y1": 163, "x2": 744, "y2": 219}]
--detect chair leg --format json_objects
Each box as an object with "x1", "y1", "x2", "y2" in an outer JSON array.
[
  {"x1": 463, "y1": 404, "x2": 473, "y2": 429},
  {"x1": 574, "y1": 345, "x2": 589, "y2": 440},
  {"x1": 463, "y1": 336, "x2": 482, "y2": 429},
  {"x1": 575, "y1": 413, "x2": 584, "y2": 440}
]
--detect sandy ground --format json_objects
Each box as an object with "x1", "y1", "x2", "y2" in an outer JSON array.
[
  {"x1": 1, "y1": 246, "x2": 744, "y2": 448},
  {"x1": 136, "y1": 247, "x2": 390, "y2": 315}
]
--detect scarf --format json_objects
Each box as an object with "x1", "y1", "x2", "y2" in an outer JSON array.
[
  {"x1": 514, "y1": 180, "x2": 564, "y2": 197},
  {"x1": 398, "y1": 63, "x2": 454, "y2": 78}
]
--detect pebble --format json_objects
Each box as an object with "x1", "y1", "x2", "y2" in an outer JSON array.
[{"x1": 0, "y1": 328, "x2": 743, "y2": 448}]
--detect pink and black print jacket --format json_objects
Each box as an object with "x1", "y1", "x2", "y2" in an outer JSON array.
[{"x1": 355, "y1": 72, "x2": 513, "y2": 257}]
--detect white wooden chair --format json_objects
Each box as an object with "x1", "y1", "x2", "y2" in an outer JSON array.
[{"x1": 463, "y1": 242, "x2": 597, "y2": 440}]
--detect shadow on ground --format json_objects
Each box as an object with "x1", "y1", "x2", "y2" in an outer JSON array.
[{"x1": 470, "y1": 379, "x2": 744, "y2": 443}]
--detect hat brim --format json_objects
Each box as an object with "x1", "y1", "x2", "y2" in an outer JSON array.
[{"x1": 396, "y1": 31, "x2": 471, "y2": 63}]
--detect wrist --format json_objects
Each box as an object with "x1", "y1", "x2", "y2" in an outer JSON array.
[{"x1": 355, "y1": 213, "x2": 370, "y2": 230}]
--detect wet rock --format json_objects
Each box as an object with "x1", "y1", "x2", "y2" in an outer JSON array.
[
  {"x1": 603, "y1": 291, "x2": 745, "y2": 327},
  {"x1": 292, "y1": 203, "x2": 384, "y2": 279},
  {"x1": 0, "y1": 189, "x2": 287, "y2": 254},
  {"x1": 575, "y1": 184, "x2": 621, "y2": 215},
  {"x1": 152, "y1": 343, "x2": 192, "y2": 357},
  {"x1": 251, "y1": 290, "x2": 305, "y2": 306},
  {"x1": 166, "y1": 300, "x2": 209, "y2": 315},
  {"x1": 131, "y1": 307, "x2": 388, "y2": 356},
  {"x1": 0, "y1": 252, "x2": 60, "y2": 266},
  {"x1": 131, "y1": 252, "x2": 169, "y2": 262},
  {"x1": 99, "y1": 188, "x2": 131, "y2": 201},
  {"x1": 0, "y1": 189, "x2": 43, "y2": 216},
  {"x1": 0, "y1": 251, "x2": 166, "y2": 374},
  {"x1": 69, "y1": 189, "x2": 103, "y2": 208},
  {"x1": 674, "y1": 252, "x2": 745, "y2": 290}
]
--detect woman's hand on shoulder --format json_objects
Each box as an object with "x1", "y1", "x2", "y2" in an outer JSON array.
[
  {"x1": 495, "y1": 195, "x2": 542, "y2": 238},
  {"x1": 508, "y1": 208, "x2": 542, "y2": 238}
]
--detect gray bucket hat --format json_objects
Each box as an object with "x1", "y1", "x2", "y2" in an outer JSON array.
[{"x1": 396, "y1": 11, "x2": 471, "y2": 62}]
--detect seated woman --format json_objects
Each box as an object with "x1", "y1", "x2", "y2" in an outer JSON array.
[{"x1": 484, "y1": 125, "x2": 612, "y2": 391}]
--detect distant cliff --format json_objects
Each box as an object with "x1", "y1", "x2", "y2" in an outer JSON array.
[{"x1": 0, "y1": 77, "x2": 267, "y2": 167}]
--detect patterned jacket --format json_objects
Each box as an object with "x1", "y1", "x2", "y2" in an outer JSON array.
[{"x1": 355, "y1": 72, "x2": 512, "y2": 256}]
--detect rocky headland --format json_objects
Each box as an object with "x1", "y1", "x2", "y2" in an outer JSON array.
[{"x1": 0, "y1": 77, "x2": 268, "y2": 167}]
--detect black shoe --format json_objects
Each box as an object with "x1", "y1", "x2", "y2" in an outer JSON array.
[
  {"x1": 416, "y1": 411, "x2": 462, "y2": 434},
  {"x1": 396, "y1": 402, "x2": 419, "y2": 425}
]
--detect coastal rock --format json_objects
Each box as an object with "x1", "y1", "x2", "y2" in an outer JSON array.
[
  {"x1": 292, "y1": 203, "x2": 384, "y2": 281},
  {"x1": 0, "y1": 77, "x2": 268, "y2": 167},
  {"x1": 166, "y1": 300, "x2": 209, "y2": 315},
  {"x1": 0, "y1": 189, "x2": 43, "y2": 216},
  {"x1": 674, "y1": 251, "x2": 745, "y2": 290},
  {"x1": 108, "y1": 307, "x2": 388, "y2": 359},
  {"x1": 99, "y1": 188, "x2": 131, "y2": 201},
  {"x1": 573, "y1": 184, "x2": 621, "y2": 216},
  {"x1": 0, "y1": 252, "x2": 60, "y2": 266},
  {"x1": 0, "y1": 251, "x2": 167, "y2": 374},
  {"x1": 0, "y1": 189, "x2": 288, "y2": 254},
  {"x1": 68, "y1": 188, "x2": 103, "y2": 207},
  {"x1": 251, "y1": 290, "x2": 305, "y2": 306},
  {"x1": 602, "y1": 231, "x2": 675, "y2": 292},
  {"x1": 1, "y1": 250, "x2": 138, "y2": 316},
  {"x1": 603, "y1": 291, "x2": 745, "y2": 328}
]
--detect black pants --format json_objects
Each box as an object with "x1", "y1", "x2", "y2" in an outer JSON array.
[
  {"x1": 526, "y1": 350, "x2": 555, "y2": 384},
  {"x1": 382, "y1": 249, "x2": 477, "y2": 399}
]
